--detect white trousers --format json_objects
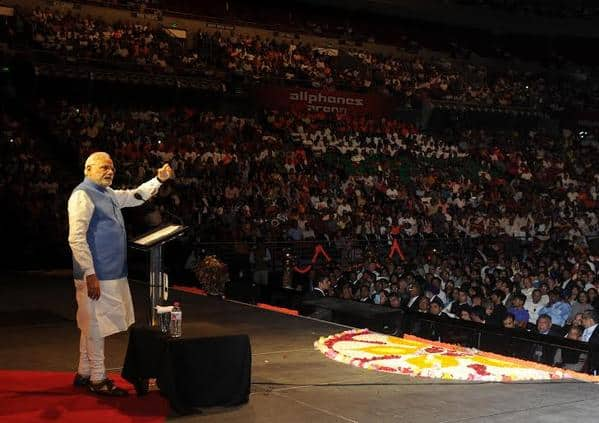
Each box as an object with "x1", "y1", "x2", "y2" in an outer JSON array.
[
  {"x1": 78, "y1": 316, "x2": 105, "y2": 382},
  {"x1": 74, "y1": 278, "x2": 135, "y2": 382}
]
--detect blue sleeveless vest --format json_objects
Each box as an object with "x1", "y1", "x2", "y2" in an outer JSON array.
[{"x1": 72, "y1": 178, "x2": 128, "y2": 280}]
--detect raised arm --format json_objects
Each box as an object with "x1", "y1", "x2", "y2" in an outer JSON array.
[{"x1": 112, "y1": 164, "x2": 174, "y2": 208}]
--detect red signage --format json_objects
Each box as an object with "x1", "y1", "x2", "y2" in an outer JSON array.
[{"x1": 254, "y1": 86, "x2": 394, "y2": 117}]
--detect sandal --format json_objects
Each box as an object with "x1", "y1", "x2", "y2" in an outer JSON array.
[
  {"x1": 73, "y1": 373, "x2": 90, "y2": 387},
  {"x1": 88, "y1": 378, "x2": 129, "y2": 397}
]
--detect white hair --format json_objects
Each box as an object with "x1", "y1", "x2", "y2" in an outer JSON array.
[
  {"x1": 85, "y1": 152, "x2": 111, "y2": 167},
  {"x1": 84, "y1": 152, "x2": 111, "y2": 176}
]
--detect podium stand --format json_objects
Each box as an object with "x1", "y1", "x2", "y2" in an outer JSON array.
[{"x1": 130, "y1": 224, "x2": 187, "y2": 326}]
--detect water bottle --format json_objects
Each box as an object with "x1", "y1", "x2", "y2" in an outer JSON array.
[{"x1": 169, "y1": 302, "x2": 182, "y2": 337}]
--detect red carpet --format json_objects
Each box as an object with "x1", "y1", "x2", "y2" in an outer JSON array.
[{"x1": 0, "y1": 370, "x2": 170, "y2": 423}]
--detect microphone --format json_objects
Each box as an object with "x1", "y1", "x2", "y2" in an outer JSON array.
[
  {"x1": 134, "y1": 192, "x2": 147, "y2": 202},
  {"x1": 134, "y1": 187, "x2": 159, "y2": 202}
]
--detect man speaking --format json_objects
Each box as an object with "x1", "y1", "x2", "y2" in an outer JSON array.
[{"x1": 68, "y1": 152, "x2": 173, "y2": 396}]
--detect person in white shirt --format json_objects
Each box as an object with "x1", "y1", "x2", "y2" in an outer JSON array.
[
  {"x1": 68, "y1": 152, "x2": 173, "y2": 396},
  {"x1": 524, "y1": 289, "x2": 547, "y2": 325}
]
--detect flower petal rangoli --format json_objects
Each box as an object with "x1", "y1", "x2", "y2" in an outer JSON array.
[{"x1": 315, "y1": 329, "x2": 599, "y2": 382}]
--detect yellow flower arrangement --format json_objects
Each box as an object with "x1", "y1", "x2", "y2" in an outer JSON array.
[{"x1": 315, "y1": 329, "x2": 599, "y2": 382}]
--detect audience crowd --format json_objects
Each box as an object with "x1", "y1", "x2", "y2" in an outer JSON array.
[
  {"x1": 0, "y1": 112, "x2": 66, "y2": 266},
  {"x1": 454, "y1": 0, "x2": 599, "y2": 18},
  {"x1": 19, "y1": 8, "x2": 599, "y2": 112},
  {"x1": 212, "y1": 31, "x2": 599, "y2": 112},
  {"x1": 28, "y1": 7, "x2": 186, "y2": 73},
  {"x1": 2, "y1": 1, "x2": 599, "y2": 370},
  {"x1": 310, "y1": 236, "x2": 598, "y2": 367},
  {"x1": 40, "y1": 102, "x2": 597, "y2": 243}
]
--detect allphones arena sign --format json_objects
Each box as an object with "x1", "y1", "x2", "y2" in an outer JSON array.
[{"x1": 255, "y1": 86, "x2": 393, "y2": 117}]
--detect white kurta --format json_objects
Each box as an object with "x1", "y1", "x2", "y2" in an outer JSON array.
[
  {"x1": 75, "y1": 277, "x2": 135, "y2": 338},
  {"x1": 69, "y1": 177, "x2": 162, "y2": 338}
]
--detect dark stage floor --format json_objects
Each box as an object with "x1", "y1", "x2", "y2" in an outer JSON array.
[{"x1": 2, "y1": 271, "x2": 599, "y2": 422}]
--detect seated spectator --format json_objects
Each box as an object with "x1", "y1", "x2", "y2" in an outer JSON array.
[
  {"x1": 567, "y1": 291, "x2": 594, "y2": 324},
  {"x1": 429, "y1": 297, "x2": 450, "y2": 318},
  {"x1": 404, "y1": 282, "x2": 423, "y2": 312},
  {"x1": 304, "y1": 275, "x2": 333, "y2": 319},
  {"x1": 388, "y1": 292, "x2": 402, "y2": 309},
  {"x1": 581, "y1": 310, "x2": 599, "y2": 373},
  {"x1": 524, "y1": 288, "x2": 547, "y2": 327},
  {"x1": 450, "y1": 289, "x2": 472, "y2": 316},
  {"x1": 339, "y1": 283, "x2": 354, "y2": 300},
  {"x1": 530, "y1": 314, "x2": 562, "y2": 364},
  {"x1": 507, "y1": 293, "x2": 530, "y2": 328},
  {"x1": 564, "y1": 312, "x2": 585, "y2": 335},
  {"x1": 502, "y1": 313, "x2": 516, "y2": 329},
  {"x1": 358, "y1": 285, "x2": 373, "y2": 303},
  {"x1": 469, "y1": 295, "x2": 486, "y2": 322},
  {"x1": 582, "y1": 310, "x2": 599, "y2": 343},
  {"x1": 486, "y1": 289, "x2": 507, "y2": 327},
  {"x1": 309, "y1": 275, "x2": 331, "y2": 297},
  {"x1": 538, "y1": 288, "x2": 572, "y2": 328},
  {"x1": 459, "y1": 309, "x2": 472, "y2": 321},
  {"x1": 554, "y1": 325, "x2": 586, "y2": 372},
  {"x1": 417, "y1": 296, "x2": 430, "y2": 313}
]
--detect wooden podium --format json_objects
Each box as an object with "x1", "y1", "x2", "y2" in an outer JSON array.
[{"x1": 130, "y1": 224, "x2": 187, "y2": 326}]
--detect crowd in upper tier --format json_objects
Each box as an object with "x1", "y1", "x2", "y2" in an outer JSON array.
[{"x1": 15, "y1": 7, "x2": 598, "y2": 112}]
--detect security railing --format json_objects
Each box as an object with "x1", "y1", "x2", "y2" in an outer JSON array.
[
  {"x1": 402, "y1": 311, "x2": 599, "y2": 374},
  {"x1": 188, "y1": 234, "x2": 599, "y2": 276}
]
